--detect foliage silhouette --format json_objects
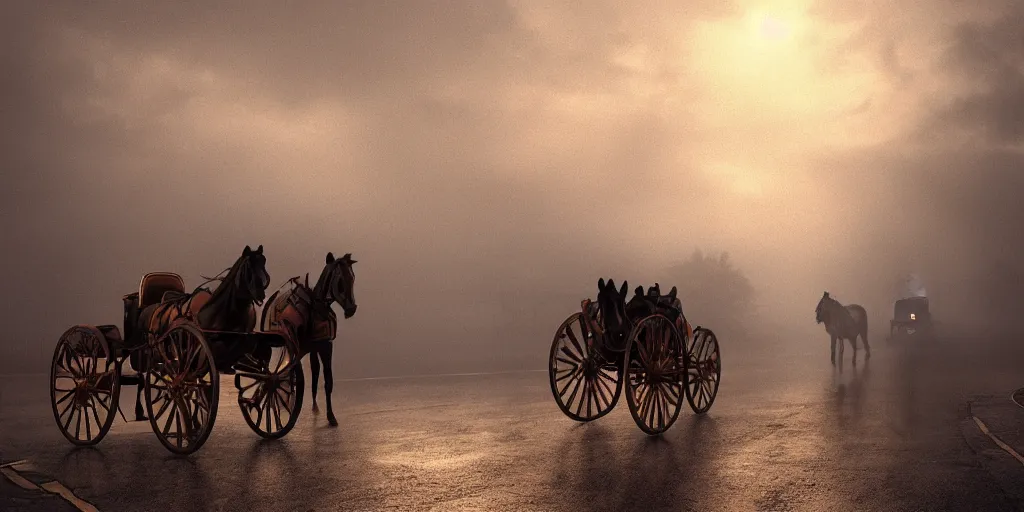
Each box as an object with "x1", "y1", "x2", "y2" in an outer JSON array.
[{"x1": 665, "y1": 249, "x2": 756, "y2": 340}]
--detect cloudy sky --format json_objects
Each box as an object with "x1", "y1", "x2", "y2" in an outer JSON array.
[{"x1": 2, "y1": 1, "x2": 1022, "y2": 375}]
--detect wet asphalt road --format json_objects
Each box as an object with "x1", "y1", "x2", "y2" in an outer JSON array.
[{"x1": 2, "y1": 330, "x2": 1023, "y2": 512}]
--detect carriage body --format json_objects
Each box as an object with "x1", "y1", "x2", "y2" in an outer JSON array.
[
  {"x1": 49, "y1": 272, "x2": 304, "y2": 455},
  {"x1": 548, "y1": 288, "x2": 721, "y2": 435},
  {"x1": 889, "y1": 296, "x2": 932, "y2": 341}
]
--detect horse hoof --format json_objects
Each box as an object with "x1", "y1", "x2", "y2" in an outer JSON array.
[
  {"x1": 312, "y1": 404, "x2": 320, "y2": 414},
  {"x1": 328, "y1": 418, "x2": 339, "y2": 427}
]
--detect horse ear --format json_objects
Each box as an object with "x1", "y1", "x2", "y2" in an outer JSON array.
[
  {"x1": 257, "y1": 244, "x2": 263, "y2": 253},
  {"x1": 326, "y1": 252, "x2": 335, "y2": 264},
  {"x1": 823, "y1": 291, "x2": 829, "y2": 297},
  {"x1": 635, "y1": 286, "x2": 644, "y2": 297},
  {"x1": 668, "y1": 286, "x2": 677, "y2": 299},
  {"x1": 598, "y1": 278, "x2": 606, "y2": 291},
  {"x1": 342, "y1": 253, "x2": 353, "y2": 262},
  {"x1": 620, "y1": 280, "x2": 628, "y2": 298},
  {"x1": 244, "y1": 245, "x2": 252, "y2": 255}
]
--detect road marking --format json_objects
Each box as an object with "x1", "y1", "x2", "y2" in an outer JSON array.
[
  {"x1": 1, "y1": 467, "x2": 39, "y2": 490},
  {"x1": 972, "y1": 416, "x2": 1024, "y2": 467},
  {"x1": 40, "y1": 481, "x2": 101, "y2": 512},
  {"x1": 2, "y1": 461, "x2": 102, "y2": 512}
]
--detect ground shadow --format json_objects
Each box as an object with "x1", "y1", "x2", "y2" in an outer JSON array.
[{"x1": 545, "y1": 412, "x2": 721, "y2": 512}]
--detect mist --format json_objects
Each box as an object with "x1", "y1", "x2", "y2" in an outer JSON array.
[{"x1": 3, "y1": 1, "x2": 1024, "y2": 378}]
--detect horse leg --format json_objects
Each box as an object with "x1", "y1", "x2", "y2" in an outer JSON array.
[
  {"x1": 309, "y1": 348, "x2": 321, "y2": 414},
  {"x1": 827, "y1": 333, "x2": 835, "y2": 366},
  {"x1": 837, "y1": 335, "x2": 845, "y2": 370},
  {"x1": 862, "y1": 330, "x2": 872, "y2": 360},
  {"x1": 851, "y1": 336, "x2": 859, "y2": 366},
  {"x1": 320, "y1": 342, "x2": 338, "y2": 427},
  {"x1": 134, "y1": 384, "x2": 146, "y2": 421}
]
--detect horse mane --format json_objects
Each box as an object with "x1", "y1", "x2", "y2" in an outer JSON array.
[{"x1": 312, "y1": 264, "x2": 333, "y2": 301}]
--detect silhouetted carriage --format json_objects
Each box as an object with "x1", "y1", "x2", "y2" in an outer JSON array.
[
  {"x1": 888, "y1": 296, "x2": 933, "y2": 342},
  {"x1": 49, "y1": 270, "x2": 304, "y2": 455},
  {"x1": 547, "y1": 282, "x2": 722, "y2": 435}
]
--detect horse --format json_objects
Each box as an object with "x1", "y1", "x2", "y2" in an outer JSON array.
[
  {"x1": 815, "y1": 291, "x2": 870, "y2": 367},
  {"x1": 261, "y1": 252, "x2": 357, "y2": 427},
  {"x1": 595, "y1": 278, "x2": 631, "y2": 349},
  {"x1": 594, "y1": 279, "x2": 685, "y2": 350},
  {"x1": 132, "y1": 244, "x2": 271, "y2": 420}
]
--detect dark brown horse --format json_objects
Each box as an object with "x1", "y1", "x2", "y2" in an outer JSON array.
[
  {"x1": 133, "y1": 245, "x2": 271, "y2": 420},
  {"x1": 261, "y1": 252, "x2": 357, "y2": 426},
  {"x1": 815, "y1": 291, "x2": 870, "y2": 367}
]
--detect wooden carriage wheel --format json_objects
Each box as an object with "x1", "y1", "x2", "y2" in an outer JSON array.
[
  {"x1": 685, "y1": 327, "x2": 721, "y2": 414},
  {"x1": 235, "y1": 331, "x2": 305, "y2": 439},
  {"x1": 143, "y1": 321, "x2": 219, "y2": 455},
  {"x1": 624, "y1": 314, "x2": 686, "y2": 435},
  {"x1": 50, "y1": 326, "x2": 121, "y2": 446},
  {"x1": 549, "y1": 312, "x2": 622, "y2": 422}
]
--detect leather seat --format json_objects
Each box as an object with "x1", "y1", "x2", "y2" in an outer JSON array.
[{"x1": 139, "y1": 272, "x2": 186, "y2": 309}]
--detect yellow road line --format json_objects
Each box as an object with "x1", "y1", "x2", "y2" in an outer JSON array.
[
  {"x1": 972, "y1": 416, "x2": 1024, "y2": 467},
  {"x1": 1, "y1": 467, "x2": 39, "y2": 490},
  {"x1": 40, "y1": 481, "x2": 101, "y2": 512}
]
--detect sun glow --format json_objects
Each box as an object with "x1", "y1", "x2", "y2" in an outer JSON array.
[
  {"x1": 752, "y1": 13, "x2": 793, "y2": 42},
  {"x1": 689, "y1": 4, "x2": 875, "y2": 141}
]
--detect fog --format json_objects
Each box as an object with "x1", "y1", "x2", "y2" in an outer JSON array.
[{"x1": 2, "y1": 1, "x2": 1023, "y2": 377}]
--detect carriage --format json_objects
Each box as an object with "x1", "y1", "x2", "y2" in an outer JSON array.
[
  {"x1": 888, "y1": 296, "x2": 933, "y2": 342},
  {"x1": 547, "y1": 282, "x2": 722, "y2": 435},
  {"x1": 49, "y1": 271, "x2": 305, "y2": 455}
]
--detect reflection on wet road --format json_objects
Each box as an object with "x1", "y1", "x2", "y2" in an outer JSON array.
[{"x1": 2, "y1": 334, "x2": 1022, "y2": 511}]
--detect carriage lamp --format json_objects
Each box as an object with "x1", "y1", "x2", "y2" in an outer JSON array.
[{"x1": 910, "y1": 313, "x2": 916, "y2": 320}]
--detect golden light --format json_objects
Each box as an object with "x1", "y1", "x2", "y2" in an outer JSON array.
[
  {"x1": 688, "y1": 3, "x2": 877, "y2": 146},
  {"x1": 752, "y1": 13, "x2": 793, "y2": 42}
]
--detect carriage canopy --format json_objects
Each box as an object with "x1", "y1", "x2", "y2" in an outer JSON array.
[{"x1": 893, "y1": 296, "x2": 929, "y2": 322}]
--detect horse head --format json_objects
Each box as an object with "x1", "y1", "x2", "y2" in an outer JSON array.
[
  {"x1": 815, "y1": 291, "x2": 831, "y2": 324},
  {"x1": 316, "y1": 252, "x2": 358, "y2": 319},
  {"x1": 596, "y1": 278, "x2": 629, "y2": 347},
  {"x1": 236, "y1": 244, "x2": 271, "y2": 305}
]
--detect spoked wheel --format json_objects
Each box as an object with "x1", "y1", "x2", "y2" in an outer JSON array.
[
  {"x1": 144, "y1": 321, "x2": 219, "y2": 455},
  {"x1": 235, "y1": 333, "x2": 305, "y2": 439},
  {"x1": 549, "y1": 312, "x2": 622, "y2": 422},
  {"x1": 685, "y1": 327, "x2": 721, "y2": 414},
  {"x1": 624, "y1": 314, "x2": 686, "y2": 435},
  {"x1": 50, "y1": 326, "x2": 121, "y2": 446}
]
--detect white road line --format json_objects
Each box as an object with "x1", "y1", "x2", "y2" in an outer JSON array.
[
  {"x1": 41, "y1": 481, "x2": 101, "y2": 512},
  {"x1": 0, "y1": 459, "x2": 28, "y2": 468},
  {"x1": 972, "y1": 416, "x2": 1024, "y2": 467},
  {"x1": 1, "y1": 467, "x2": 39, "y2": 490}
]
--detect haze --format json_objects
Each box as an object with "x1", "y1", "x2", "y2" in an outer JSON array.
[{"x1": 3, "y1": 0, "x2": 1023, "y2": 377}]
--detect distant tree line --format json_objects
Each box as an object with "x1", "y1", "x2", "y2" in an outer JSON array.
[{"x1": 664, "y1": 249, "x2": 756, "y2": 340}]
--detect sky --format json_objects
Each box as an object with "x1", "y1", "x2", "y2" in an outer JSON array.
[{"x1": 2, "y1": 0, "x2": 1023, "y2": 376}]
